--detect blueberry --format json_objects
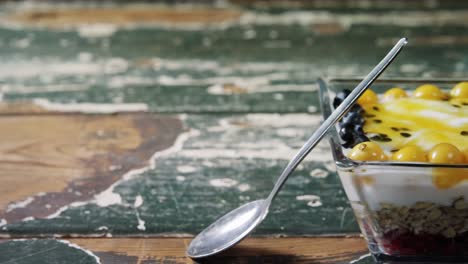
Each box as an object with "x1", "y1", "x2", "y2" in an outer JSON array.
[
  {"x1": 339, "y1": 124, "x2": 355, "y2": 142},
  {"x1": 333, "y1": 89, "x2": 352, "y2": 108},
  {"x1": 354, "y1": 125, "x2": 364, "y2": 135},
  {"x1": 333, "y1": 98, "x2": 342, "y2": 109},
  {"x1": 351, "y1": 104, "x2": 364, "y2": 115},
  {"x1": 341, "y1": 111, "x2": 364, "y2": 126}
]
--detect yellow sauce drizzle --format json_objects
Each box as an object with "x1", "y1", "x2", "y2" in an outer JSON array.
[{"x1": 362, "y1": 97, "x2": 468, "y2": 189}]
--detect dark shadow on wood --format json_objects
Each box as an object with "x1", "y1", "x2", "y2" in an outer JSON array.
[{"x1": 192, "y1": 245, "x2": 370, "y2": 264}]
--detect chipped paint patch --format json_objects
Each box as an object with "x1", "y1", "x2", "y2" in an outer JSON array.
[
  {"x1": 46, "y1": 201, "x2": 88, "y2": 219},
  {"x1": 237, "y1": 183, "x2": 251, "y2": 192},
  {"x1": 307, "y1": 106, "x2": 318, "y2": 113},
  {"x1": 296, "y1": 195, "x2": 322, "y2": 207},
  {"x1": 96, "y1": 226, "x2": 108, "y2": 231},
  {"x1": 309, "y1": 168, "x2": 329, "y2": 179},
  {"x1": 0, "y1": 219, "x2": 6, "y2": 227},
  {"x1": 44, "y1": 120, "x2": 196, "y2": 221},
  {"x1": 239, "y1": 10, "x2": 468, "y2": 28},
  {"x1": 179, "y1": 114, "x2": 332, "y2": 162},
  {"x1": 22, "y1": 216, "x2": 35, "y2": 222},
  {"x1": 176, "y1": 165, "x2": 197, "y2": 173},
  {"x1": 133, "y1": 195, "x2": 144, "y2": 208},
  {"x1": 94, "y1": 189, "x2": 122, "y2": 207},
  {"x1": 6, "y1": 197, "x2": 35, "y2": 213},
  {"x1": 58, "y1": 240, "x2": 102, "y2": 264},
  {"x1": 78, "y1": 24, "x2": 117, "y2": 38},
  {"x1": 33, "y1": 99, "x2": 148, "y2": 114},
  {"x1": 104, "y1": 58, "x2": 129, "y2": 74},
  {"x1": 136, "y1": 217, "x2": 146, "y2": 231},
  {"x1": 179, "y1": 147, "x2": 331, "y2": 162},
  {"x1": 0, "y1": 61, "x2": 100, "y2": 79},
  {"x1": 207, "y1": 83, "x2": 316, "y2": 95},
  {"x1": 399, "y1": 63, "x2": 426, "y2": 73},
  {"x1": 209, "y1": 178, "x2": 238, "y2": 188},
  {"x1": 135, "y1": 199, "x2": 146, "y2": 232},
  {"x1": 245, "y1": 114, "x2": 322, "y2": 127},
  {"x1": 176, "y1": 176, "x2": 186, "y2": 182}
]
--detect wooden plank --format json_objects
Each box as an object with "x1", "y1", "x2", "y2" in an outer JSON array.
[
  {"x1": 0, "y1": 111, "x2": 357, "y2": 236},
  {"x1": 0, "y1": 237, "x2": 372, "y2": 264},
  {"x1": 9, "y1": 7, "x2": 243, "y2": 27},
  {"x1": 0, "y1": 4, "x2": 467, "y2": 113},
  {"x1": 0, "y1": 111, "x2": 186, "y2": 232}
]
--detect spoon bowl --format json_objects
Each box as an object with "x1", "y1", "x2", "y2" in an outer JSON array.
[
  {"x1": 187, "y1": 37, "x2": 408, "y2": 259},
  {"x1": 186, "y1": 200, "x2": 268, "y2": 258}
]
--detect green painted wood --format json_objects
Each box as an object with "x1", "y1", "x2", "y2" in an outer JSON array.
[
  {"x1": 1, "y1": 113, "x2": 356, "y2": 236},
  {"x1": 0, "y1": 239, "x2": 99, "y2": 264},
  {"x1": 0, "y1": 5, "x2": 467, "y2": 113}
]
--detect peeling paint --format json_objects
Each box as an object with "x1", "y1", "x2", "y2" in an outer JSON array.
[
  {"x1": 176, "y1": 176, "x2": 186, "y2": 182},
  {"x1": 78, "y1": 24, "x2": 117, "y2": 38},
  {"x1": 21, "y1": 216, "x2": 35, "y2": 222},
  {"x1": 94, "y1": 189, "x2": 123, "y2": 207},
  {"x1": 46, "y1": 201, "x2": 88, "y2": 219},
  {"x1": 245, "y1": 114, "x2": 322, "y2": 127},
  {"x1": 209, "y1": 178, "x2": 238, "y2": 188},
  {"x1": 307, "y1": 106, "x2": 318, "y2": 113},
  {"x1": 176, "y1": 165, "x2": 197, "y2": 173},
  {"x1": 309, "y1": 168, "x2": 329, "y2": 179},
  {"x1": 296, "y1": 195, "x2": 322, "y2": 207},
  {"x1": 96, "y1": 226, "x2": 108, "y2": 231},
  {"x1": 237, "y1": 183, "x2": 251, "y2": 192},
  {"x1": 58, "y1": 240, "x2": 102, "y2": 264},
  {"x1": 178, "y1": 114, "x2": 332, "y2": 162},
  {"x1": 104, "y1": 57, "x2": 129, "y2": 74},
  {"x1": 0, "y1": 61, "x2": 100, "y2": 79},
  {"x1": 33, "y1": 99, "x2": 149, "y2": 113},
  {"x1": 6, "y1": 197, "x2": 35, "y2": 213},
  {"x1": 239, "y1": 10, "x2": 468, "y2": 28},
  {"x1": 133, "y1": 195, "x2": 144, "y2": 208},
  {"x1": 42, "y1": 120, "x2": 196, "y2": 221},
  {"x1": 136, "y1": 217, "x2": 146, "y2": 231}
]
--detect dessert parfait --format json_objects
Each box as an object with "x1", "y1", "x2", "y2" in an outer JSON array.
[{"x1": 319, "y1": 79, "x2": 468, "y2": 261}]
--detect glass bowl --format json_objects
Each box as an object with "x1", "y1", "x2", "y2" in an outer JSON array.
[{"x1": 318, "y1": 77, "x2": 468, "y2": 262}]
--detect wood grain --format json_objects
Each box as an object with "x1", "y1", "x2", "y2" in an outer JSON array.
[
  {"x1": 69, "y1": 237, "x2": 369, "y2": 263},
  {"x1": 0, "y1": 112, "x2": 184, "y2": 223},
  {"x1": 9, "y1": 7, "x2": 242, "y2": 27}
]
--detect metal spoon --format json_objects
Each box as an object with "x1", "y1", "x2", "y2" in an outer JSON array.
[{"x1": 187, "y1": 37, "x2": 408, "y2": 259}]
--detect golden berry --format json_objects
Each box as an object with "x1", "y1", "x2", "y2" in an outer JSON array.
[
  {"x1": 357, "y1": 89, "x2": 378, "y2": 106},
  {"x1": 391, "y1": 145, "x2": 427, "y2": 162},
  {"x1": 450, "y1": 82, "x2": 468, "y2": 99},
  {"x1": 414, "y1": 84, "x2": 447, "y2": 100},
  {"x1": 428, "y1": 143, "x2": 464, "y2": 164},
  {"x1": 383, "y1": 87, "x2": 407, "y2": 100},
  {"x1": 462, "y1": 149, "x2": 468, "y2": 163},
  {"x1": 348, "y1": 141, "x2": 387, "y2": 161}
]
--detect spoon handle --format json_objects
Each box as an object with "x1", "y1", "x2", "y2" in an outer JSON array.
[{"x1": 266, "y1": 37, "x2": 408, "y2": 203}]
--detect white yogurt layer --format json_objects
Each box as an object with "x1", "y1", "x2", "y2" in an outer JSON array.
[{"x1": 339, "y1": 166, "x2": 468, "y2": 210}]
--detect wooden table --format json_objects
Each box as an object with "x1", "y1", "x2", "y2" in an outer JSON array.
[{"x1": 0, "y1": 1, "x2": 467, "y2": 263}]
